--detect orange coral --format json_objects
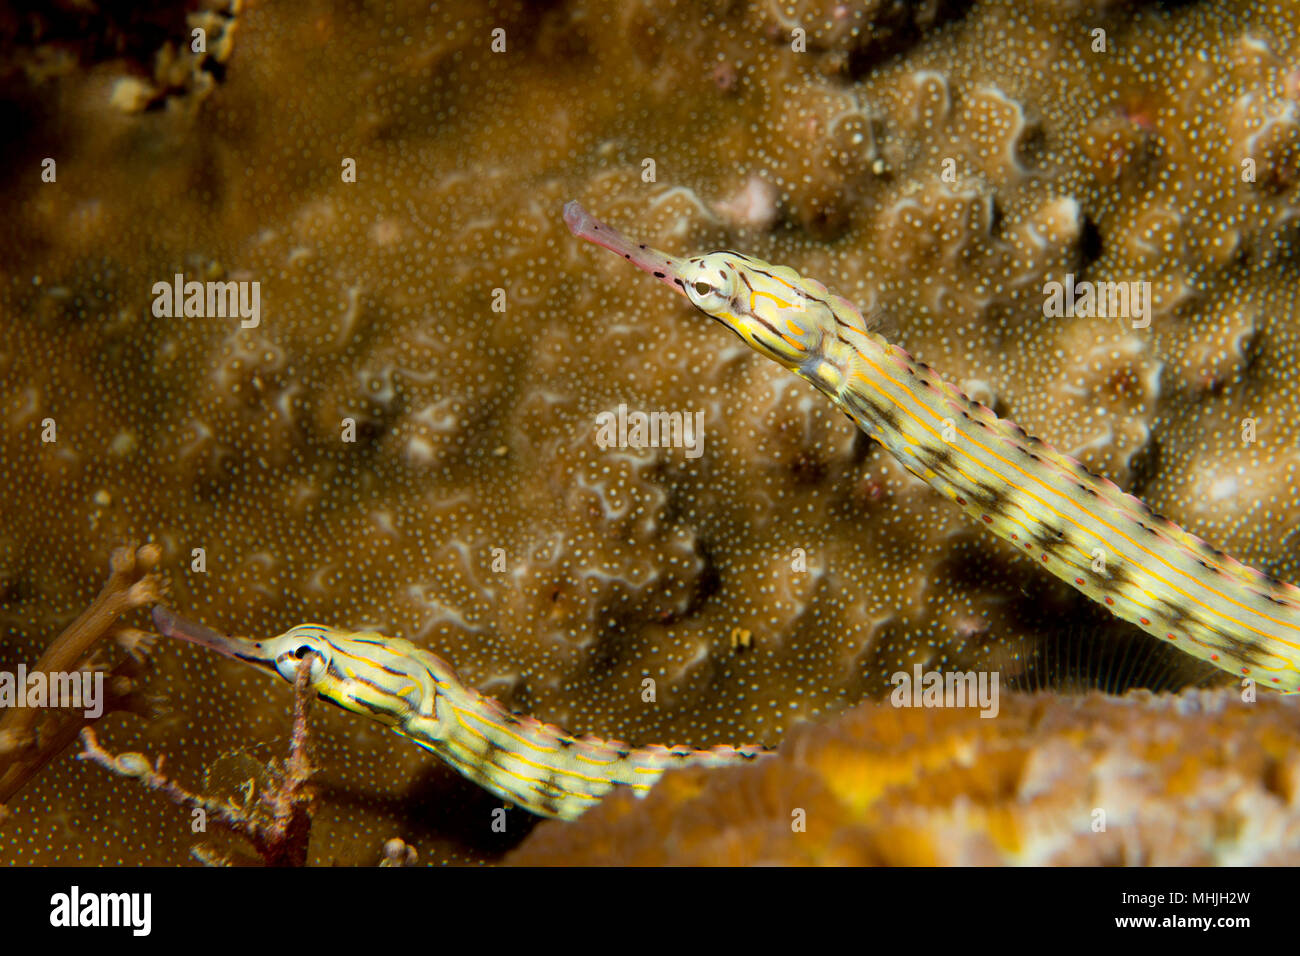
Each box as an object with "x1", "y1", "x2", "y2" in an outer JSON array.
[{"x1": 509, "y1": 689, "x2": 1300, "y2": 865}]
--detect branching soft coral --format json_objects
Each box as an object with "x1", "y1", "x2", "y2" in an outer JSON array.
[
  {"x1": 0, "y1": 543, "x2": 163, "y2": 812},
  {"x1": 77, "y1": 645, "x2": 318, "y2": 867}
]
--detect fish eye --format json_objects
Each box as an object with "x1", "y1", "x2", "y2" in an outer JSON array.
[
  {"x1": 693, "y1": 279, "x2": 713, "y2": 297},
  {"x1": 277, "y1": 641, "x2": 328, "y2": 682}
]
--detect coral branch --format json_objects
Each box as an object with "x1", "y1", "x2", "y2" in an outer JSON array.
[
  {"x1": 74, "y1": 652, "x2": 319, "y2": 866},
  {"x1": 0, "y1": 543, "x2": 163, "y2": 806},
  {"x1": 77, "y1": 727, "x2": 253, "y2": 833}
]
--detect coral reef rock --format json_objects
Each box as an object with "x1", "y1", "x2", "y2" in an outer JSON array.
[{"x1": 509, "y1": 689, "x2": 1300, "y2": 866}]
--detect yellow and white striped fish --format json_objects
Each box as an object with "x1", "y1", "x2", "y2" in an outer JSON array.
[
  {"x1": 152, "y1": 607, "x2": 770, "y2": 820},
  {"x1": 563, "y1": 200, "x2": 1300, "y2": 692},
  {"x1": 148, "y1": 205, "x2": 1300, "y2": 824}
]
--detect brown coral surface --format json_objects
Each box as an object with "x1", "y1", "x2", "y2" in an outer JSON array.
[
  {"x1": 507, "y1": 688, "x2": 1300, "y2": 866},
  {"x1": 1, "y1": 0, "x2": 1297, "y2": 864}
]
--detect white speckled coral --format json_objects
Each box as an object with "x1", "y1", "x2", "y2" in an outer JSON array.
[{"x1": 1, "y1": 0, "x2": 1299, "y2": 863}]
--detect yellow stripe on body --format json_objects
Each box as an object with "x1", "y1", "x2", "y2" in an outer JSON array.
[
  {"x1": 854, "y1": 350, "x2": 1300, "y2": 639},
  {"x1": 559, "y1": 202, "x2": 1300, "y2": 691},
  {"x1": 451, "y1": 705, "x2": 626, "y2": 789},
  {"x1": 841, "y1": 340, "x2": 1300, "y2": 675}
]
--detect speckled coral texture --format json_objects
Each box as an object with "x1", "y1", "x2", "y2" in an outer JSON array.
[{"x1": 1, "y1": 0, "x2": 1297, "y2": 863}]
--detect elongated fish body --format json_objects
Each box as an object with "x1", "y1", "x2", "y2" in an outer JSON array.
[
  {"x1": 563, "y1": 200, "x2": 1300, "y2": 691},
  {"x1": 144, "y1": 204, "x2": 1300, "y2": 827},
  {"x1": 152, "y1": 607, "x2": 770, "y2": 820}
]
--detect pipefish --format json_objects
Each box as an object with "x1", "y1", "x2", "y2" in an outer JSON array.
[
  {"x1": 146, "y1": 204, "x2": 1300, "y2": 825},
  {"x1": 151, "y1": 607, "x2": 771, "y2": 821},
  {"x1": 563, "y1": 199, "x2": 1300, "y2": 692}
]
